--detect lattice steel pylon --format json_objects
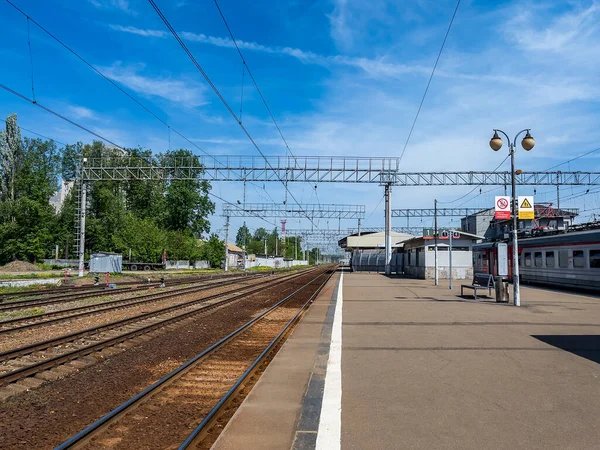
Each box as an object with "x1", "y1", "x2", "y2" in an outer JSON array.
[
  {"x1": 73, "y1": 154, "x2": 600, "y2": 276},
  {"x1": 392, "y1": 207, "x2": 580, "y2": 218},
  {"x1": 221, "y1": 203, "x2": 365, "y2": 219},
  {"x1": 80, "y1": 155, "x2": 600, "y2": 185}
]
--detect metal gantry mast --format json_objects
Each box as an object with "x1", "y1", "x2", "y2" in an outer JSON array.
[
  {"x1": 222, "y1": 203, "x2": 366, "y2": 219},
  {"x1": 80, "y1": 155, "x2": 600, "y2": 186},
  {"x1": 73, "y1": 154, "x2": 600, "y2": 276}
]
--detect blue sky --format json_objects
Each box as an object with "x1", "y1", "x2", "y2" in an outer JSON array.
[{"x1": 2, "y1": 0, "x2": 600, "y2": 245}]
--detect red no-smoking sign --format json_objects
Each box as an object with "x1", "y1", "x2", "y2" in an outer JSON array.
[{"x1": 495, "y1": 196, "x2": 511, "y2": 220}]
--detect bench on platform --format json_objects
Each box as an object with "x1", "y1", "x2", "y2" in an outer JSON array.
[{"x1": 461, "y1": 273, "x2": 495, "y2": 299}]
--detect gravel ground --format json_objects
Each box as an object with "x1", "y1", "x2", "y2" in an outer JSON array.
[
  {"x1": 0, "y1": 277, "x2": 268, "y2": 353},
  {"x1": 0, "y1": 271, "x2": 324, "y2": 449},
  {"x1": 85, "y1": 290, "x2": 324, "y2": 450}
]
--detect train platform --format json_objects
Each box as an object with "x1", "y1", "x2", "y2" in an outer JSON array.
[{"x1": 213, "y1": 270, "x2": 600, "y2": 450}]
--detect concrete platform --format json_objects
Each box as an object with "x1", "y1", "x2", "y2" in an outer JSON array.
[{"x1": 214, "y1": 271, "x2": 600, "y2": 450}]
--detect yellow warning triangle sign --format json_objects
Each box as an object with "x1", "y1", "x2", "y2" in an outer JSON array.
[{"x1": 520, "y1": 198, "x2": 532, "y2": 209}]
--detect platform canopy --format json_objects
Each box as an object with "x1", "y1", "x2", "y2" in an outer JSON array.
[{"x1": 338, "y1": 231, "x2": 415, "y2": 250}]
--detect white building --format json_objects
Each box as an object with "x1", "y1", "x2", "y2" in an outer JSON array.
[
  {"x1": 338, "y1": 231, "x2": 415, "y2": 274},
  {"x1": 403, "y1": 235, "x2": 476, "y2": 280},
  {"x1": 49, "y1": 180, "x2": 74, "y2": 213}
]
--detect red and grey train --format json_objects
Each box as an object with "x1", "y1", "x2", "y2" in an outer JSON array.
[{"x1": 472, "y1": 227, "x2": 600, "y2": 292}]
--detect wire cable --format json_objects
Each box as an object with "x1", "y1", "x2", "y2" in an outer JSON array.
[
  {"x1": 0, "y1": 117, "x2": 68, "y2": 146},
  {"x1": 212, "y1": 0, "x2": 298, "y2": 165},
  {"x1": 438, "y1": 152, "x2": 510, "y2": 205},
  {"x1": 26, "y1": 16, "x2": 36, "y2": 103},
  {"x1": 214, "y1": 193, "x2": 278, "y2": 228},
  {"x1": 4, "y1": 0, "x2": 236, "y2": 184},
  {"x1": 399, "y1": 0, "x2": 461, "y2": 163},
  {"x1": 0, "y1": 82, "x2": 126, "y2": 150},
  {"x1": 543, "y1": 146, "x2": 600, "y2": 171},
  {"x1": 148, "y1": 0, "x2": 317, "y2": 228},
  {"x1": 365, "y1": 193, "x2": 385, "y2": 222}
]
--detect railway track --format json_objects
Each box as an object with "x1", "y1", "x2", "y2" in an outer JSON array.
[
  {"x1": 0, "y1": 273, "x2": 266, "y2": 333},
  {"x1": 0, "y1": 272, "x2": 242, "y2": 303},
  {"x1": 0, "y1": 272, "x2": 254, "y2": 312},
  {"x1": 56, "y1": 267, "x2": 334, "y2": 450},
  {"x1": 0, "y1": 267, "x2": 320, "y2": 386}
]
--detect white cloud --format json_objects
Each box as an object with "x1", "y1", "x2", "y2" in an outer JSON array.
[
  {"x1": 327, "y1": 0, "x2": 353, "y2": 49},
  {"x1": 111, "y1": 25, "x2": 429, "y2": 78},
  {"x1": 104, "y1": 2, "x2": 600, "y2": 228},
  {"x1": 507, "y1": 2, "x2": 600, "y2": 53},
  {"x1": 68, "y1": 105, "x2": 97, "y2": 119},
  {"x1": 90, "y1": 0, "x2": 135, "y2": 15},
  {"x1": 100, "y1": 62, "x2": 207, "y2": 107},
  {"x1": 109, "y1": 25, "x2": 166, "y2": 38}
]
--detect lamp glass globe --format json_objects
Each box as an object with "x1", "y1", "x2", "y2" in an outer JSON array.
[
  {"x1": 522, "y1": 136, "x2": 535, "y2": 151},
  {"x1": 490, "y1": 137, "x2": 503, "y2": 151}
]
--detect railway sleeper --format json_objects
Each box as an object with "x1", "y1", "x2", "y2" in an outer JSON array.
[{"x1": 0, "y1": 269, "x2": 322, "y2": 398}]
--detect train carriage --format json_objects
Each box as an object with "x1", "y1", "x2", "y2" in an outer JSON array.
[{"x1": 472, "y1": 228, "x2": 600, "y2": 292}]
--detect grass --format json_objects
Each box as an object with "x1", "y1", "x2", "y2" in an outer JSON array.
[
  {"x1": 0, "y1": 307, "x2": 45, "y2": 320},
  {"x1": 0, "y1": 272, "x2": 63, "y2": 280},
  {"x1": 0, "y1": 284, "x2": 57, "y2": 295}
]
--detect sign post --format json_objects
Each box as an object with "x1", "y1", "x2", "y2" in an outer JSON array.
[
  {"x1": 449, "y1": 231, "x2": 453, "y2": 290},
  {"x1": 495, "y1": 196, "x2": 511, "y2": 220},
  {"x1": 518, "y1": 196, "x2": 534, "y2": 219},
  {"x1": 497, "y1": 242, "x2": 508, "y2": 277}
]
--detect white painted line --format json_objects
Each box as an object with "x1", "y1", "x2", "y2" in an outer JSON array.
[{"x1": 316, "y1": 268, "x2": 343, "y2": 450}]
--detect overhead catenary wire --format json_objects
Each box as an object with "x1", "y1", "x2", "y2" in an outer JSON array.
[
  {"x1": 215, "y1": 193, "x2": 278, "y2": 228},
  {"x1": 148, "y1": 0, "x2": 318, "y2": 229},
  {"x1": 6, "y1": 0, "x2": 283, "y2": 218},
  {"x1": 5, "y1": 0, "x2": 232, "y2": 178},
  {"x1": 438, "y1": 152, "x2": 510, "y2": 205},
  {"x1": 212, "y1": 0, "x2": 298, "y2": 165},
  {"x1": 365, "y1": 193, "x2": 385, "y2": 222},
  {"x1": 399, "y1": 0, "x2": 461, "y2": 164},
  {"x1": 0, "y1": 117, "x2": 68, "y2": 147},
  {"x1": 26, "y1": 16, "x2": 36, "y2": 103},
  {"x1": 543, "y1": 146, "x2": 600, "y2": 171},
  {"x1": 0, "y1": 82, "x2": 126, "y2": 151}
]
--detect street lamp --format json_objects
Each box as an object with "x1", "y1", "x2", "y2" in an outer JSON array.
[{"x1": 489, "y1": 128, "x2": 535, "y2": 306}]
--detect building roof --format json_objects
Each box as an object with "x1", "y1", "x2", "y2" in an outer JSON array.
[
  {"x1": 338, "y1": 231, "x2": 415, "y2": 249},
  {"x1": 227, "y1": 243, "x2": 244, "y2": 253}
]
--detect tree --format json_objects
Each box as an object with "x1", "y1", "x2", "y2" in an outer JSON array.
[
  {"x1": 0, "y1": 116, "x2": 221, "y2": 264},
  {"x1": 164, "y1": 230, "x2": 202, "y2": 261},
  {"x1": 0, "y1": 113, "x2": 22, "y2": 203},
  {"x1": 162, "y1": 149, "x2": 214, "y2": 237},
  {"x1": 235, "y1": 222, "x2": 252, "y2": 249},
  {"x1": 113, "y1": 214, "x2": 166, "y2": 262},
  {"x1": 123, "y1": 148, "x2": 166, "y2": 222},
  {"x1": 0, "y1": 116, "x2": 60, "y2": 263},
  {"x1": 0, "y1": 198, "x2": 56, "y2": 263},
  {"x1": 199, "y1": 233, "x2": 225, "y2": 268}
]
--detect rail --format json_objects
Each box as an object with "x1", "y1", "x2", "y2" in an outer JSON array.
[{"x1": 55, "y1": 267, "x2": 334, "y2": 449}]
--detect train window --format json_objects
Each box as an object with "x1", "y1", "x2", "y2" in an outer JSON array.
[
  {"x1": 534, "y1": 252, "x2": 543, "y2": 267},
  {"x1": 590, "y1": 250, "x2": 600, "y2": 269},
  {"x1": 524, "y1": 252, "x2": 532, "y2": 267},
  {"x1": 559, "y1": 250, "x2": 569, "y2": 268},
  {"x1": 573, "y1": 250, "x2": 585, "y2": 268},
  {"x1": 545, "y1": 251, "x2": 555, "y2": 268}
]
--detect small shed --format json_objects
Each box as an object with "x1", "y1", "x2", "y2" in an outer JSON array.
[{"x1": 90, "y1": 252, "x2": 122, "y2": 273}]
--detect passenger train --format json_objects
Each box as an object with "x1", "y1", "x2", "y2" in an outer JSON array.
[{"x1": 472, "y1": 226, "x2": 600, "y2": 292}]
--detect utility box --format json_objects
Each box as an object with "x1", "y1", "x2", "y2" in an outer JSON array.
[{"x1": 90, "y1": 252, "x2": 122, "y2": 273}]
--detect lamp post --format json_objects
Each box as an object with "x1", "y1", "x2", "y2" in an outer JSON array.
[{"x1": 489, "y1": 128, "x2": 535, "y2": 306}]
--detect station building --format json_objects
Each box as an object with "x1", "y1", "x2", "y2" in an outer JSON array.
[
  {"x1": 338, "y1": 231, "x2": 414, "y2": 274},
  {"x1": 461, "y1": 203, "x2": 579, "y2": 239},
  {"x1": 403, "y1": 234, "x2": 476, "y2": 280}
]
